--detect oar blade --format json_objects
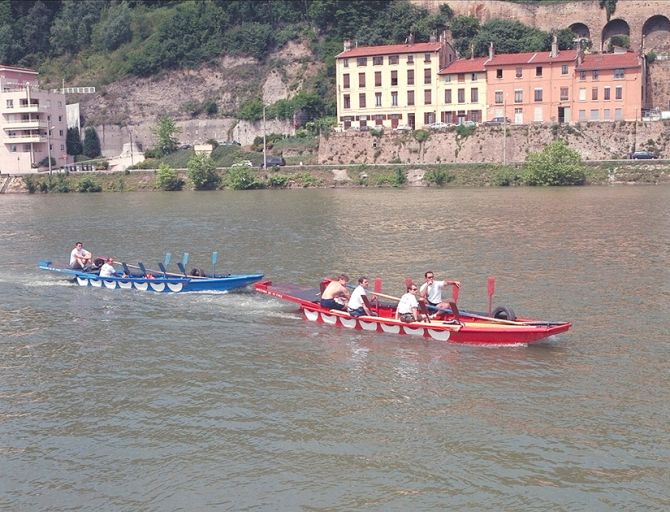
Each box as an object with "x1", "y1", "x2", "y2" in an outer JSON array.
[
  {"x1": 373, "y1": 277, "x2": 382, "y2": 293},
  {"x1": 163, "y1": 252, "x2": 172, "y2": 267},
  {"x1": 182, "y1": 252, "x2": 190, "y2": 267},
  {"x1": 452, "y1": 284, "x2": 460, "y2": 303}
]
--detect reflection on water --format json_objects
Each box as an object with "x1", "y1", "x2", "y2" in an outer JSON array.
[{"x1": 0, "y1": 186, "x2": 668, "y2": 510}]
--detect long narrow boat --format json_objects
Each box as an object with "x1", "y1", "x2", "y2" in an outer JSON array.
[
  {"x1": 39, "y1": 260, "x2": 263, "y2": 293},
  {"x1": 254, "y1": 280, "x2": 571, "y2": 345}
]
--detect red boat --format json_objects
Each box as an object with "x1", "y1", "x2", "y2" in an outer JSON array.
[{"x1": 254, "y1": 279, "x2": 571, "y2": 346}]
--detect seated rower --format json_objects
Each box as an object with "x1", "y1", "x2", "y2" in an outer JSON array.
[
  {"x1": 395, "y1": 284, "x2": 425, "y2": 322},
  {"x1": 320, "y1": 274, "x2": 350, "y2": 311},
  {"x1": 419, "y1": 270, "x2": 460, "y2": 318},
  {"x1": 69, "y1": 241, "x2": 92, "y2": 270},
  {"x1": 347, "y1": 276, "x2": 376, "y2": 317},
  {"x1": 99, "y1": 257, "x2": 117, "y2": 278}
]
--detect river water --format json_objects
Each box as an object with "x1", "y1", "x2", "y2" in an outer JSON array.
[{"x1": 1, "y1": 186, "x2": 668, "y2": 511}]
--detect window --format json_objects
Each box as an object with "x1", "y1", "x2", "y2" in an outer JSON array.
[
  {"x1": 604, "y1": 109, "x2": 611, "y2": 121},
  {"x1": 343, "y1": 58, "x2": 349, "y2": 68},
  {"x1": 445, "y1": 90, "x2": 452, "y2": 104},
  {"x1": 592, "y1": 87, "x2": 598, "y2": 100},
  {"x1": 443, "y1": 75, "x2": 451, "y2": 83},
  {"x1": 579, "y1": 88, "x2": 586, "y2": 101},
  {"x1": 590, "y1": 109, "x2": 599, "y2": 121},
  {"x1": 458, "y1": 88, "x2": 465, "y2": 103},
  {"x1": 424, "y1": 68, "x2": 431, "y2": 85},
  {"x1": 579, "y1": 70, "x2": 586, "y2": 80},
  {"x1": 615, "y1": 108, "x2": 623, "y2": 120},
  {"x1": 375, "y1": 92, "x2": 382, "y2": 107},
  {"x1": 560, "y1": 87, "x2": 569, "y2": 101},
  {"x1": 389, "y1": 55, "x2": 399, "y2": 65},
  {"x1": 604, "y1": 87, "x2": 610, "y2": 100},
  {"x1": 59, "y1": 130, "x2": 63, "y2": 136},
  {"x1": 407, "y1": 55, "x2": 414, "y2": 64},
  {"x1": 391, "y1": 70, "x2": 398, "y2": 86},
  {"x1": 471, "y1": 110, "x2": 481, "y2": 123},
  {"x1": 10, "y1": 145, "x2": 16, "y2": 152},
  {"x1": 514, "y1": 107, "x2": 522, "y2": 120},
  {"x1": 614, "y1": 68, "x2": 624, "y2": 79},
  {"x1": 359, "y1": 93, "x2": 366, "y2": 108},
  {"x1": 343, "y1": 74, "x2": 350, "y2": 89},
  {"x1": 424, "y1": 89, "x2": 432, "y2": 105},
  {"x1": 58, "y1": 116, "x2": 62, "y2": 122},
  {"x1": 373, "y1": 56, "x2": 383, "y2": 65},
  {"x1": 424, "y1": 112, "x2": 435, "y2": 125},
  {"x1": 579, "y1": 110, "x2": 586, "y2": 121},
  {"x1": 561, "y1": 64, "x2": 568, "y2": 75},
  {"x1": 515, "y1": 67, "x2": 522, "y2": 78},
  {"x1": 592, "y1": 70, "x2": 599, "y2": 80},
  {"x1": 471, "y1": 88, "x2": 478, "y2": 102},
  {"x1": 534, "y1": 106, "x2": 543, "y2": 122},
  {"x1": 514, "y1": 90, "x2": 523, "y2": 103},
  {"x1": 391, "y1": 91, "x2": 398, "y2": 106},
  {"x1": 6, "y1": 99, "x2": 13, "y2": 108},
  {"x1": 424, "y1": 53, "x2": 431, "y2": 62},
  {"x1": 60, "y1": 144, "x2": 65, "y2": 151},
  {"x1": 615, "y1": 86, "x2": 622, "y2": 100},
  {"x1": 407, "y1": 69, "x2": 414, "y2": 85},
  {"x1": 534, "y1": 89, "x2": 543, "y2": 102},
  {"x1": 471, "y1": 73, "x2": 478, "y2": 81},
  {"x1": 408, "y1": 90, "x2": 415, "y2": 106},
  {"x1": 359, "y1": 73, "x2": 366, "y2": 88},
  {"x1": 536, "y1": 66, "x2": 543, "y2": 77},
  {"x1": 375, "y1": 71, "x2": 381, "y2": 87},
  {"x1": 496, "y1": 69, "x2": 503, "y2": 79},
  {"x1": 457, "y1": 73, "x2": 465, "y2": 83},
  {"x1": 495, "y1": 91, "x2": 503, "y2": 104},
  {"x1": 357, "y1": 57, "x2": 367, "y2": 66}
]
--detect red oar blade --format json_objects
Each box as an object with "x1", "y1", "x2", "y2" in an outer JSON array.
[
  {"x1": 452, "y1": 284, "x2": 460, "y2": 303},
  {"x1": 373, "y1": 277, "x2": 382, "y2": 293},
  {"x1": 487, "y1": 276, "x2": 496, "y2": 296}
]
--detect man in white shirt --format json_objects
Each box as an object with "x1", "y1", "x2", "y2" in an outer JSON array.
[
  {"x1": 396, "y1": 284, "x2": 423, "y2": 322},
  {"x1": 419, "y1": 270, "x2": 460, "y2": 309},
  {"x1": 347, "y1": 276, "x2": 374, "y2": 317},
  {"x1": 69, "y1": 241, "x2": 92, "y2": 270},
  {"x1": 99, "y1": 257, "x2": 117, "y2": 278}
]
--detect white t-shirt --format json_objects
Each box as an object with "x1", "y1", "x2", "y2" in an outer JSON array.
[
  {"x1": 347, "y1": 285, "x2": 366, "y2": 310},
  {"x1": 397, "y1": 292, "x2": 418, "y2": 314},
  {"x1": 70, "y1": 247, "x2": 90, "y2": 266},
  {"x1": 420, "y1": 280, "x2": 445, "y2": 304},
  {"x1": 99, "y1": 263, "x2": 116, "y2": 277}
]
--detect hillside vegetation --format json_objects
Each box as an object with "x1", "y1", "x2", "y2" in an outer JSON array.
[{"x1": 0, "y1": 0, "x2": 606, "y2": 126}]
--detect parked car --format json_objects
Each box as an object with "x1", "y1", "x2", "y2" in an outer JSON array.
[
  {"x1": 629, "y1": 150, "x2": 658, "y2": 160},
  {"x1": 259, "y1": 156, "x2": 286, "y2": 168},
  {"x1": 483, "y1": 117, "x2": 511, "y2": 126},
  {"x1": 458, "y1": 120, "x2": 477, "y2": 128},
  {"x1": 231, "y1": 160, "x2": 253, "y2": 168},
  {"x1": 428, "y1": 121, "x2": 452, "y2": 131},
  {"x1": 393, "y1": 124, "x2": 412, "y2": 132},
  {"x1": 219, "y1": 140, "x2": 241, "y2": 146}
]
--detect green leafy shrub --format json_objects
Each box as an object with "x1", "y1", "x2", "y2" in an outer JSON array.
[
  {"x1": 523, "y1": 140, "x2": 586, "y2": 186},
  {"x1": 424, "y1": 167, "x2": 454, "y2": 186},
  {"x1": 225, "y1": 167, "x2": 262, "y2": 190},
  {"x1": 156, "y1": 163, "x2": 184, "y2": 191},
  {"x1": 294, "y1": 173, "x2": 321, "y2": 187},
  {"x1": 47, "y1": 174, "x2": 71, "y2": 193},
  {"x1": 455, "y1": 124, "x2": 476, "y2": 138},
  {"x1": 23, "y1": 175, "x2": 38, "y2": 193},
  {"x1": 413, "y1": 129, "x2": 429, "y2": 143},
  {"x1": 494, "y1": 166, "x2": 524, "y2": 186},
  {"x1": 188, "y1": 153, "x2": 220, "y2": 190},
  {"x1": 77, "y1": 176, "x2": 102, "y2": 192},
  {"x1": 374, "y1": 168, "x2": 406, "y2": 187},
  {"x1": 267, "y1": 174, "x2": 290, "y2": 188}
]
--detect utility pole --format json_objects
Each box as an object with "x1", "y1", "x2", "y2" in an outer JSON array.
[
  {"x1": 503, "y1": 95, "x2": 507, "y2": 166},
  {"x1": 262, "y1": 105, "x2": 267, "y2": 169},
  {"x1": 129, "y1": 129, "x2": 134, "y2": 165}
]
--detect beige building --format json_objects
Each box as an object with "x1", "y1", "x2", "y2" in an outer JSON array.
[
  {"x1": 437, "y1": 56, "x2": 489, "y2": 124},
  {"x1": 335, "y1": 36, "x2": 457, "y2": 131},
  {"x1": 0, "y1": 65, "x2": 68, "y2": 174}
]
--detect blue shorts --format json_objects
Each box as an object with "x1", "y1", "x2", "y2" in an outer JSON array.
[
  {"x1": 320, "y1": 298, "x2": 346, "y2": 311},
  {"x1": 348, "y1": 307, "x2": 366, "y2": 317}
]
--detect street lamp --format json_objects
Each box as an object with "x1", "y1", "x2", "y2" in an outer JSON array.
[{"x1": 47, "y1": 125, "x2": 55, "y2": 175}]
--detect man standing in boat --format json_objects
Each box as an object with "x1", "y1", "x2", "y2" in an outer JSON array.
[
  {"x1": 69, "y1": 241, "x2": 92, "y2": 270},
  {"x1": 419, "y1": 271, "x2": 460, "y2": 310},
  {"x1": 320, "y1": 274, "x2": 350, "y2": 311}
]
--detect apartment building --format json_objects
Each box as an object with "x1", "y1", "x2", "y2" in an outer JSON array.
[
  {"x1": 0, "y1": 65, "x2": 68, "y2": 174},
  {"x1": 335, "y1": 36, "x2": 457, "y2": 131},
  {"x1": 573, "y1": 51, "x2": 642, "y2": 122},
  {"x1": 437, "y1": 57, "x2": 489, "y2": 124}
]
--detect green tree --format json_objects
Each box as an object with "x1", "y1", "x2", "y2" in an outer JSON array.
[
  {"x1": 225, "y1": 166, "x2": 262, "y2": 190},
  {"x1": 188, "y1": 153, "x2": 220, "y2": 190},
  {"x1": 238, "y1": 97, "x2": 264, "y2": 122},
  {"x1": 450, "y1": 16, "x2": 480, "y2": 57},
  {"x1": 92, "y1": 1, "x2": 132, "y2": 51},
  {"x1": 472, "y1": 19, "x2": 554, "y2": 56},
  {"x1": 82, "y1": 127, "x2": 101, "y2": 158},
  {"x1": 66, "y1": 127, "x2": 83, "y2": 155},
  {"x1": 49, "y1": 0, "x2": 103, "y2": 55},
  {"x1": 224, "y1": 22, "x2": 275, "y2": 60},
  {"x1": 153, "y1": 116, "x2": 181, "y2": 155},
  {"x1": 156, "y1": 162, "x2": 184, "y2": 191},
  {"x1": 523, "y1": 140, "x2": 586, "y2": 186}
]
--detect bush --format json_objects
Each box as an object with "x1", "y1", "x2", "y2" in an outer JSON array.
[
  {"x1": 156, "y1": 163, "x2": 184, "y2": 191},
  {"x1": 225, "y1": 167, "x2": 262, "y2": 190},
  {"x1": 83, "y1": 127, "x2": 102, "y2": 158},
  {"x1": 267, "y1": 174, "x2": 290, "y2": 188},
  {"x1": 494, "y1": 166, "x2": 524, "y2": 186},
  {"x1": 188, "y1": 153, "x2": 220, "y2": 190},
  {"x1": 424, "y1": 168, "x2": 454, "y2": 186},
  {"x1": 23, "y1": 175, "x2": 38, "y2": 193},
  {"x1": 523, "y1": 140, "x2": 586, "y2": 186},
  {"x1": 77, "y1": 176, "x2": 102, "y2": 192},
  {"x1": 413, "y1": 129, "x2": 429, "y2": 143}
]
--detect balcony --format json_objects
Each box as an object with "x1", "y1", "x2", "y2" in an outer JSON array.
[
  {"x1": 4, "y1": 133, "x2": 45, "y2": 143},
  {"x1": 3, "y1": 119, "x2": 47, "y2": 130}
]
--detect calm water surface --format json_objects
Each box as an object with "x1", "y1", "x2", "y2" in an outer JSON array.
[{"x1": 1, "y1": 186, "x2": 668, "y2": 511}]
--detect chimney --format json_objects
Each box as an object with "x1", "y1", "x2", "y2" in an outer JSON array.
[
  {"x1": 489, "y1": 42, "x2": 495, "y2": 60},
  {"x1": 408, "y1": 33, "x2": 415, "y2": 45},
  {"x1": 343, "y1": 39, "x2": 352, "y2": 52},
  {"x1": 550, "y1": 33, "x2": 558, "y2": 58}
]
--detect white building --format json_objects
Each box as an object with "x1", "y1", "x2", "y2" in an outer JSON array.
[{"x1": 0, "y1": 65, "x2": 69, "y2": 174}]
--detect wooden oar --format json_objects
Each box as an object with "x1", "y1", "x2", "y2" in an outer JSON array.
[{"x1": 487, "y1": 276, "x2": 495, "y2": 316}]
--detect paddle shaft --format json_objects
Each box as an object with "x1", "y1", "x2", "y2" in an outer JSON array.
[{"x1": 123, "y1": 262, "x2": 208, "y2": 279}]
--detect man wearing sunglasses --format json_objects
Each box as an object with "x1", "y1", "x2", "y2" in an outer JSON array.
[{"x1": 419, "y1": 271, "x2": 460, "y2": 310}]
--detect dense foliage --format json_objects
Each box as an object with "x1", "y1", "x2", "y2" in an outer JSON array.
[
  {"x1": 82, "y1": 127, "x2": 101, "y2": 158},
  {"x1": 187, "y1": 153, "x2": 219, "y2": 190},
  {"x1": 152, "y1": 116, "x2": 181, "y2": 156},
  {"x1": 66, "y1": 127, "x2": 83, "y2": 155},
  {"x1": 523, "y1": 140, "x2": 587, "y2": 186},
  {"x1": 156, "y1": 162, "x2": 184, "y2": 191}
]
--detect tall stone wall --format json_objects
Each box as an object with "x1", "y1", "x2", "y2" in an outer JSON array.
[{"x1": 318, "y1": 122, "x2": 669, "y2": 165}]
